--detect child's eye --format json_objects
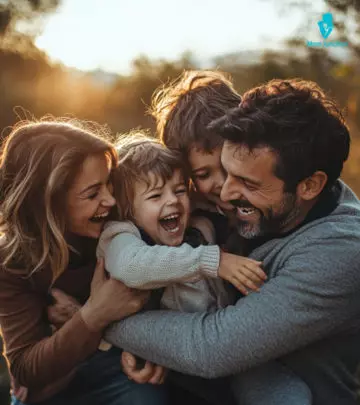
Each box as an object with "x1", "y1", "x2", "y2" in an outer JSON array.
[
  {"x1": 148, "y1": 194, "x2": 161, "y2": 200},
  {"x1": 176, "y1": 188, "x2": 187, "y2": 195},
  {"x1": 194, "y1": 172, "x2": 209, "y2": 180}
]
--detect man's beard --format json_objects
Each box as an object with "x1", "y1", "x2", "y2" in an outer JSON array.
[{"x1": 232, "y1": 193, "x2": 300, "y2": 239}]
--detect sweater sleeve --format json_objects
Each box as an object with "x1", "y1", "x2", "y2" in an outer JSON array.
[
  {"x1": 0, "y1": 268, "x2": 102, "y2": 388},
  {"x1": 105, "y1": 239, "x2": 360, "y2": 377},
  {"x1": 105, "y1": 232, "x2": 220, "y2": 289}
]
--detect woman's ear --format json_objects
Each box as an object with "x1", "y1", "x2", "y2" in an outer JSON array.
[{"x1": 297, "y1": 171, "x2": 328, "y2": 201}]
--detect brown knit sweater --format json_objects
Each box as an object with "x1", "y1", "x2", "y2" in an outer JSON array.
[{"x1": 0, "y1": 235, "x2": 102, "y2": 403}]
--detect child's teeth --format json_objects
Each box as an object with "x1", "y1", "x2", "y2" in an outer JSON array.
[
  {"x1": 163, "y1": 214, "x2": 179, "y2": 220},
  {"x1": 238, "y1": 208, "x2": 255, "y2": 215}
]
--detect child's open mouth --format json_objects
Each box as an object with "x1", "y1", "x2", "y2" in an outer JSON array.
[{"x1": 159, "y1": 213, "x2": 181, "y2": 233}]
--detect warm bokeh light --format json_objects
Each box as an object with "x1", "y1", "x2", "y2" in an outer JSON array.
[{"x1": 35, "y1": 0, "x2": 309, "y2": 72}]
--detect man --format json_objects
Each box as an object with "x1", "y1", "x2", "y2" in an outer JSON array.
[{"x1": 106, "y1": 79, "x2": 360, "y2": 404}]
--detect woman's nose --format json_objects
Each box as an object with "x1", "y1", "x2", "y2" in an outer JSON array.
[{"x1": 102, "y1": 187, "x2": 116, "y2": 207}]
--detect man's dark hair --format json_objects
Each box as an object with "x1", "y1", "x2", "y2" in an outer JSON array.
[{"x1": 208, "y1": 78, "x2": 350, "y2": 192}]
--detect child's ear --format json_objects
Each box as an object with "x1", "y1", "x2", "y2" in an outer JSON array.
[{"x1": 297, "y1": 171, "x2": 328, "y2": 201}]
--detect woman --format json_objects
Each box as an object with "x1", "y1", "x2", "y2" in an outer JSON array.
[{"x1": 0, "y1": 120, "x2": 168, "y2": 405}]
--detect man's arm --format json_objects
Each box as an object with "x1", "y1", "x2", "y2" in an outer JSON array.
[{"x1": 105, "y1": 243, "x2": 360, "y2": 378}]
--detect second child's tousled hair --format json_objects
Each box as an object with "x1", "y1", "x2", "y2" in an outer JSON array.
[
  {"x1": 150, "y1": 70, "x2": 242, "y2": 156},
  {"x1": 113, "y1": 132, "x2": 188, "y2": 220}
]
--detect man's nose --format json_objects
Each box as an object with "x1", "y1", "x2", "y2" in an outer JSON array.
[{"x1": 221, "y1": 177, "x2": 240, "y2": 202}]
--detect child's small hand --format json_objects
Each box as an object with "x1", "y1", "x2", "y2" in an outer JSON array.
[
  {"x1": 218, "y1": 251, "x2": 266, "y2": 295},
  {"x1": 121, "y1": 351, "x2": 167, "y2": 384}
]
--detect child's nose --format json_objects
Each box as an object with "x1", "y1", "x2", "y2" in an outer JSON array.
[{"x1": 166, "y1": 192, "x2": 179, "y2": 205}]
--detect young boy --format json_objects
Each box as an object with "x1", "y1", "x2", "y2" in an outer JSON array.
[{"x1": 151, "y1": 70, "x2": 240, "y2": 216}]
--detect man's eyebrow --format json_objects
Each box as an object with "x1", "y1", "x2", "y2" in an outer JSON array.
[{"x1": 235, "y1": 175, "x2": 262, "y2": 186}]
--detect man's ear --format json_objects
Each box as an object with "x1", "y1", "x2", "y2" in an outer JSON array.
[{"x1": 297, "y1": 171, "x2": 328, "y2": 201}]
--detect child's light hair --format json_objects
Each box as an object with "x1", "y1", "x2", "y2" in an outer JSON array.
[
  {"x1": 150, "y1": 70, "x2": 241, "y2": 155},
  {"x1": 113, "y1": 132, "x2": 188, "y2": 220}
]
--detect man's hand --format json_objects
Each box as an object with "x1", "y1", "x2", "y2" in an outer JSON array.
[{"x1": 121, "y1": 351, "x2": 167, "y2": 384}]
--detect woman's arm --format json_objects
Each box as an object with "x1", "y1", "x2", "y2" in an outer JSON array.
[
  {"x1": 0, "y1": 260, "x2": 148, "y2": 388},
  {"x1": 0, "y1": 269, "x2": 101, "y2": 388}
]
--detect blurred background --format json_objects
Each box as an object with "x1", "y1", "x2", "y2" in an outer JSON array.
[
  {"x1": 1, "y1": 0, "x2": 360, "y2": 192},
  {"x1": 0, "y1": 0, "x2": 360, "y2": 402}
]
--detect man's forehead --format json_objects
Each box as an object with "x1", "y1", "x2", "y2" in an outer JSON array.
[{"x1": 222, "y1": 142, "x2": 277, "y2": 176}]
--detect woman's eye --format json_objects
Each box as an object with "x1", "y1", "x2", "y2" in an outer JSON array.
[{"x1": 88, "y1": 192, "x2": 99, "y2": 200}]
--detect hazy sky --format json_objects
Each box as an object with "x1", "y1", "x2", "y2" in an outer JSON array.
[{"x1": 35, "y1": 0, "x2": 327, "y2": 73}]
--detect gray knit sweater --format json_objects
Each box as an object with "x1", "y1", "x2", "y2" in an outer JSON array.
[
  {"x1": 97, "y1": 220, "x2": 231, "y2": 311},
  {"x1": 106, "y1": 181, "x2": 360, "y2": 381}
]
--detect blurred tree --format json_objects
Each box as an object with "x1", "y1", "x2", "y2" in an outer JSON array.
[{"x1": 0, "y1": 0, "x2": 60, "y2": 37}]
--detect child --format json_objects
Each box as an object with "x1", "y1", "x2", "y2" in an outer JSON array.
[
  {"x1": 150, "y1": 70, "x2": 243, "y2": 253},
  {"x1": 151, "y1": 70, "x2": 240, "y2": 215},
  {"x1": 96, "y1": 133, "x2": 266, "y2": 312}
]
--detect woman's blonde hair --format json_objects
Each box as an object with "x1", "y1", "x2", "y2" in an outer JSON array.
[
  {"x1": 113, "y1": 132, "x2": 188, "y2": 221},
  {"x1": 0, "y1": 119, "x2": 117, "y2": 280}
]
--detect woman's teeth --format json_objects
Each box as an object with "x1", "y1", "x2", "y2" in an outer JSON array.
[{"x1": 90, "y1": 212, "x2": 109, "y2": 222}]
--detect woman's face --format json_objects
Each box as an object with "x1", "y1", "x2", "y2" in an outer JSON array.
[
  {"x1": 189, "y1": 145, "x2": 235, "y2": 213},
  {"x1": 65, "y1": 153, "x2": 116, "y2": 238}
]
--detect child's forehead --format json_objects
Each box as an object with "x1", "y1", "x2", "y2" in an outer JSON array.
[{"x1": 136, "y1": 168, "x2": 185, "y2": 193}]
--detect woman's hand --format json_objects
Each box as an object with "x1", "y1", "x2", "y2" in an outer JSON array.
[
  {"x1": 121, "y1": 351, "x2": 167, "y2": 384},
  {"x1": 48, "y1": 289, "x2": 81, "y2": 329},
  {"x1": 218, "y1": 251, "x2": 266, "y2": 295},
  {"x1": 80, "y1": 258, "x2": 150, "y2": 332}
]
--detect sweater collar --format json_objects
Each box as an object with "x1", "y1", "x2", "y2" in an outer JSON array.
[{"x1": 65, "y1": 232, "x2": 98, "y2": 269}]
